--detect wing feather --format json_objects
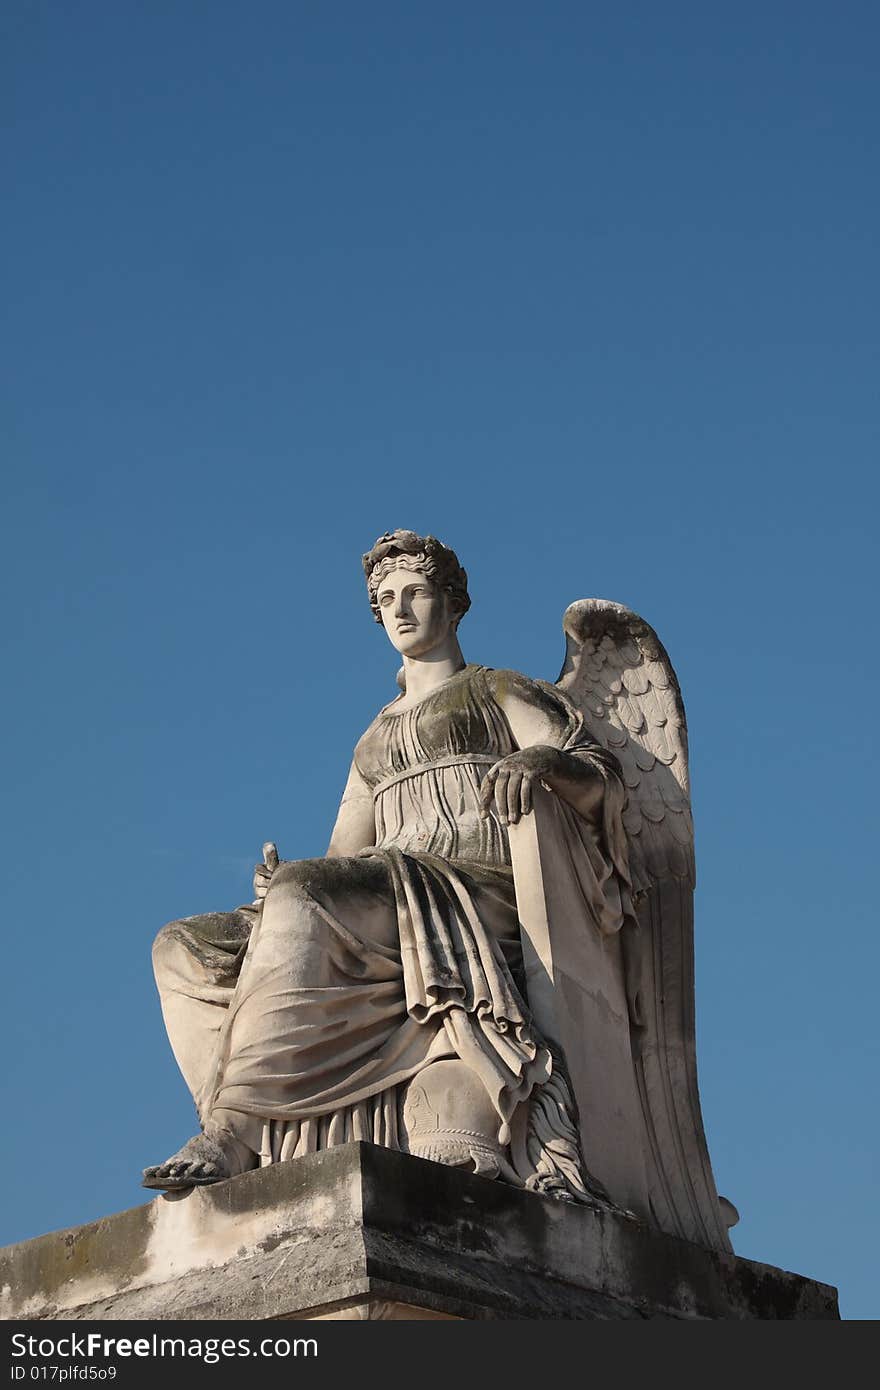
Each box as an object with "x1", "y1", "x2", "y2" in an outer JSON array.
[
  {"x1": 554, "y1": 598, "x2": 729, "y2": 1252},
  {"x1": 558, "y1": 598, "x2": 694, "y2": 891}
]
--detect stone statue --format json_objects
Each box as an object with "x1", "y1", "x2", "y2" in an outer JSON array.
[{"x1": 144, "y1": 529, "x2": 734, "y2": 1253}]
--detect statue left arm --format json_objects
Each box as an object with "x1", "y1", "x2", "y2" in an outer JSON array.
[{"x1": 478, "y1": 674, "x2": 605, "y2": 826}]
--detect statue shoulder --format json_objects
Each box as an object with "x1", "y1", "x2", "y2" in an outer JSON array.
[{"x1": 481, "y1": 666, "x2": 581, "y2": 742}]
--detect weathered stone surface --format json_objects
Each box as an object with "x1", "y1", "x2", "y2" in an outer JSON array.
[
  {"x1": 1, "y1": 1145, "x2": 838, "y2": 1321},
  {"x1": 142, "y1": 534, "x2": 738, "y2": 1255}
]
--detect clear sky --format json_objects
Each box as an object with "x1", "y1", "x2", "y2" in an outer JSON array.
[{"x1": 2, "y1": 2, "x2": 877, "y2": 1320}]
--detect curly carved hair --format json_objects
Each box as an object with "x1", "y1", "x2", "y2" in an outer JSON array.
[{"x1": 362, "y1": 529, "x2": 471, "y2": 627}]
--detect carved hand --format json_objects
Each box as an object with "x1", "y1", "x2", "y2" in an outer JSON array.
[
  {"x1": 478, "y1": 746, "x2": 565, "y2": 826},
  {"x1": 253, "y1": 841, "x2": 280, "y2": 901}
]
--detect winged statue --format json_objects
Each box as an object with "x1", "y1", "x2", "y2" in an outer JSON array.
[{"x1": 144, "y1": 531, "x2": 734, "y2": 1256}]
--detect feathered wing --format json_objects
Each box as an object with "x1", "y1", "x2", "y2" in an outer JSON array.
[{"x1": 557, "y1": 599, "x2": 733, "y2": 1252}]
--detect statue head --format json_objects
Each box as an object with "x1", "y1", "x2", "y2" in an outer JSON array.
[{"x1": 362, "y1": 530, "x2": 470, "y2": 630}]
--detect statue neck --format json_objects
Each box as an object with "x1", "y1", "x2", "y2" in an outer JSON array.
[{"x1": 400, "y1": 636, "x2": 466, "y2": 704}]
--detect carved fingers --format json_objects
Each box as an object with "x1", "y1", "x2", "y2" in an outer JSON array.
[
  {"x1": 505, "y1": 769, "x2": 525, "y2": 823},
  {"x1": 478, "y1": 747, "x2": 562, "y2": 825},
  {"x1": 253, "y1": 841, "x2": 280, "y2": 901}
]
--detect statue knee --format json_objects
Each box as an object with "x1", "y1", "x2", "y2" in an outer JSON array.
[
  {"x1": 265, "y1": 858, "x2": 327, "y2": 903},
  {"x1": 151, "y1": 920, "x2": 183, "y2": 986}
]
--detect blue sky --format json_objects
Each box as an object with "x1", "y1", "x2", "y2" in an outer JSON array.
[{"x1": 2, "y1": 2, "x2": 877, "y2": 1319}]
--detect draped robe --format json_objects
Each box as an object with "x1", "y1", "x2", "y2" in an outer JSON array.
[{"x1": 152, "y1": 665, "x2": 631, "y2": 1171}]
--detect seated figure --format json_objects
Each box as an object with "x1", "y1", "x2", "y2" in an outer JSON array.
[{"x1": 144, "y1": 529, "x2": 734, "y2": 1253}]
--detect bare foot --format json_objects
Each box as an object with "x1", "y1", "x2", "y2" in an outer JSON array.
[{"x1": 142, "y1": 1126, "x2": 255, "y2": 1190}]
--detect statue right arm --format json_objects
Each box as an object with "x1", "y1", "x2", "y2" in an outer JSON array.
[{"x1": 326, "y1": 759, "x2": 376, "y2": 857}]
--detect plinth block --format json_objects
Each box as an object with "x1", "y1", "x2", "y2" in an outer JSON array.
[{"x1": 0, "y1": 1144, "x2": 838, "y2": 1321}]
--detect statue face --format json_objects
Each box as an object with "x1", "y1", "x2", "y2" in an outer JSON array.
[{"x1": 375, "y1": 565, "x2": 455, "y2": 658}]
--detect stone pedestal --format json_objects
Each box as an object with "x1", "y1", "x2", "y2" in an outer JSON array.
[{"x1": 1, "y1": 1144, "x2": 838, "y2": 1321}]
